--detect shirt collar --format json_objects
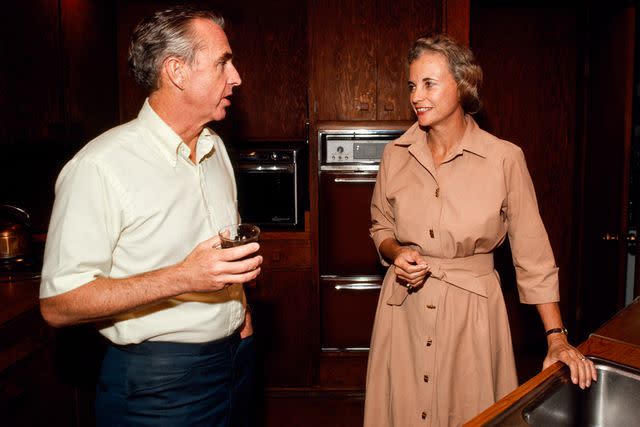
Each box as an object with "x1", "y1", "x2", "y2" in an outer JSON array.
[
  {"x1": 394, "y1": 115, "x2": 488, "y2": 159},
  {"x1": 137, "y1": 99, "x2": 217, "y2": 166}
]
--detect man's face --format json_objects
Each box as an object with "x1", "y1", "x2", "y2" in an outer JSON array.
[{"x1": 183, "y1": 19, "x2": 241, "y2": 122}]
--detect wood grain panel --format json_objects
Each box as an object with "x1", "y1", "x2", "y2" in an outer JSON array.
[
  {"x1": 61, "y1": 0, "x2": 119, "y2": 141},
  {"x1": 376, "y1": 0, "x2": 438, "y2": 120},
  {"x1": 261, "y1": 390, "x2": 364, "y2": 427},
  {"x1": 577, "y1": 6, "x2": 635, "y2": 338},
  {"x1": 444, "y1": 0, "x2": 470, "y2": 45},
  {"x1": 0, "y1": 1, "x2": 62, "y2": 143},
  {"x1": 247, "y1": 269, "x2": 314, "y2": 387},
  {"x1": 117, "y1": 0, "x2": 307, "y2": 140},
  {"x1": 471, "y1": 5, "x2": 579, "y2": 380},
  {"x1": 226, "y1": 0, "x2": 308, "y2": 139},
  {"x1": 116, "y1": 0, "x2": 169, "y2": 122},
  {"x1": 309, "y1": 0, "x2": 377, "y2": 121}
]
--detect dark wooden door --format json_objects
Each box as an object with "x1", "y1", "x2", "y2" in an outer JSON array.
[
  {"x1": 309, "y1": 0, "x2": 441, "y2": 121},
  {"x1": 576, "y1": 5, "x2": 636, "y2": 340},
  {"x1": 471, "y1": 3, "x2": 637, "y2": 381},
  {"x1": 309, "y1": 0, "x2": 377, "y2": 121},
  {"x1": 375, "y1": 0, "x2": 439, "y2": 121},
  {"x1": 471, "y1": 4, "x2": 580, "y2": 382}
]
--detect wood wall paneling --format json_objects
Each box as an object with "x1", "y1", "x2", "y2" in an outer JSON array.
[
  {"x1": 309, "y1": 0, "x2": 377, "y2": 121},
  {"x1": 248, "y1": 268, "x2": 314, "y2": 387},
  {"x1": 471, "y1": 4, "x2": 579, "y2": 381},
  {"x1": 309, "y1": 0, "x2": 469, "y2": 122},
  {"x1": 116, "y1": 0, "x2": 308, "y2": 140},
  {"x1": 577, "y1": 6, "x2": 636, "y2": 338},
  {"x1": 0, "y1": 1, "x2": 62, "y2": 143},
  {"x1": 61, "y1": 0, "x2": 119, "y2": 142},
  {"x1": 226, "y1": 0, "x2": 308, "y2": 140},
  {"x1": 0, "y1": 0, "x2": 119, "y2": 232},
  {"x1": 376, "y1": 0, "x2": 439, "y2": 121}
]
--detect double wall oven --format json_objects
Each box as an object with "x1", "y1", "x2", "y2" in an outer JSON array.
[{"x1": 318, "y1": 124, "x2": 409, "y2": 351}]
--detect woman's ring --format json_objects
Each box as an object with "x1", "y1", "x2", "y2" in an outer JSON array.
[{"x1": 406, "y1": 284, "x2": 413, "y2": 291}]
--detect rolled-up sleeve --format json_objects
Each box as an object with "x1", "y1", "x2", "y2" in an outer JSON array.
[
  {"x1": 504, "y1": 147, "x2": 560, "y2": 304},
  {"x1": 40, "y1": 156, "x2": 125, "y2": 298},
  {"x1": 370, "y1": 146, "x2": 397, "y2": 267}
]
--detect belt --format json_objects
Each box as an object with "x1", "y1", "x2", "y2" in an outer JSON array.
[{"x1": 387, "y1": 253, "x2": 494, "y2": 306}]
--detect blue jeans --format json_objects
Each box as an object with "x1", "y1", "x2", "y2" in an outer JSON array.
[{"x1": 95, "y1": 333, "x2": 255, "y2": 427}]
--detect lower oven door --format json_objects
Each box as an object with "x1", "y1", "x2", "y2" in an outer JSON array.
[
  {"x1": 319, "y1": 171, "x2": 387, "y2": 276},
  {"x1": 321, "y1": 276, "x2": 382, "y2": 350},
  {"x1": 235, "y1": 163, "x2": 298, "y2": 228}
]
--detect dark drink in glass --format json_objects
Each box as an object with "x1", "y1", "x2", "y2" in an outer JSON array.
[{"x1": 218, "y1": 223, "x2": 261, "y2": 249}]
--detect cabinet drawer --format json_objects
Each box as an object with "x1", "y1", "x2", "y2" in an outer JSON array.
[
  {"x1": 321, "y1": 277, "x2": 381, "y2": 350},
  {"x1": 259, "y1": 239, "x2": 311, "y2": 270}
]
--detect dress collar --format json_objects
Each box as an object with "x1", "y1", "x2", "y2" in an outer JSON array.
[{"x1": 393, "y1": 115, "x2": 488, "y2": 159}]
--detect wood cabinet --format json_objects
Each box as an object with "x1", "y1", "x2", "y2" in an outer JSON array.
[
  {"x1": 308, "y1": 0, "x2": 440, "y2": 121},
  {"x1": 0, "y1": 0, "x2": 117, "y2": 145},
  {"x1": 246, "y1": 233, "x2": 315, "y2": 387},
  {"x1": 0, "y1": 309, "x2": 76, "y2": 426},
  {"x1": 225, "y1": 0, "x2": 308, "y2": 140},
  {"x1": 116, "y1": 0, "x2": 308, "y2": 140},
  {"x1": 0, "y1": 0, "x2": 118, "y2": 232}
]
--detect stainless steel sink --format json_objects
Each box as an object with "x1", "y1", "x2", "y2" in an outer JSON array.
[{"x1": 485, "y1": 357, "x2": 640, "y2": 426}]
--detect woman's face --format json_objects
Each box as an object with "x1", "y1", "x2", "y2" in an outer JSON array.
[{"x1": 408, "y1": 51, "x2": 463, "y2": 128}]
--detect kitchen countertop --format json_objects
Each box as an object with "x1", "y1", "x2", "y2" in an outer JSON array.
[
  {"x1": 0, "y1": 272, "x2": 41, "y2": 325},
  {"x1": 465, "y1": 297, "x2": 640, "y2": 425}
]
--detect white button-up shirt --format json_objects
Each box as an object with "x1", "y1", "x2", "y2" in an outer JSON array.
[{"x1": 40, "y1": 99, "x2": 244, "y2": 344}]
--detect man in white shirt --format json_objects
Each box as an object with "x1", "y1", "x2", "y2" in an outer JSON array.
[{"x1": 39, "y1": 5, "x2": 261, "y2": 426}]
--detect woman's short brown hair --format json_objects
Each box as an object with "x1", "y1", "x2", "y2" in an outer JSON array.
[{"x1": 408, "y1": 34, "x2": 483, "y2": 114}]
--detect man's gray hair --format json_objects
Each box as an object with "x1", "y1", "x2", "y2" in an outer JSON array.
[{"x1": 128, "y1": 5, "x2": 225, "y2": 93}]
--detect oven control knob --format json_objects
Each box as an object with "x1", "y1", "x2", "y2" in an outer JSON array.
[
  {"x1": 270, "y1": 152, "x2": 278, "y2": 161},
  {"x1": 337, "y1": 146, "x2": 344, "y2": 154}
]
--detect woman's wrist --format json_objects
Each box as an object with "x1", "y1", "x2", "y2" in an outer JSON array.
[{"x1": 545, "y1": 327, "x2": 568, "y2": 337}]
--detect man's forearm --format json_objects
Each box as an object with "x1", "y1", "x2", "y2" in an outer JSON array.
[{"x1": 40, "y1": 263, "x2": 187, "y2": 327}]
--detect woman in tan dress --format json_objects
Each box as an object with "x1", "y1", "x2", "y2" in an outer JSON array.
[{"x1": 364, "y1": 34, "x2": 597, "y2": 427}]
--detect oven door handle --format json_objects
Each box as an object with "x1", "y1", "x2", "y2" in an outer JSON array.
[
  {"x1": 333, "y1": 177, "x2": 377, "y2": 183},
  {"x1": 334, "y1": 283, "x2": 382, "y2": 291},
  {"x1": 236, "y1": 164, "x2": 294, "y2": 172}
]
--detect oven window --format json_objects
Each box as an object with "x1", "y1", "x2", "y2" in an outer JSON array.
[{"x1": 235, "y1": 168, "x2": 296, "y2": 226}]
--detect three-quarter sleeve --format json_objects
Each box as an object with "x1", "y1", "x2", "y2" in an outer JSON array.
[
  {"x1": 40, "y1": 157, "x2": 125, "y2": 298},
  {"x1": 504, "y1": 147, "x2": 560, "y2": 304},
  {"x1": 370, "y1": 146, "x2": 397, "y2": 267}
]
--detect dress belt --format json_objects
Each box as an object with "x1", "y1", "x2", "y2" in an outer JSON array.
[
  {"x1": 387, "y1": 253, "x2": 495, "y2": 306},
  {"x1": 425, "y1": 252, "x2": 494, "y2": 280}
]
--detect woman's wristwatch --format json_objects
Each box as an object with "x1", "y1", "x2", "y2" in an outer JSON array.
[{"x1": 545, "y1": 327, "x2": 568, "y2": 336}]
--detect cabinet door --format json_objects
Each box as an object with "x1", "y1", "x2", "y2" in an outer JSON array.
[
  {"x1": 0, "y1": 1, "x2": 62, "y2": 143},
  {"x1": 247, "y1": 268, "x2": 314, "y2": 387},
  {"x1": 309, "y1": 0, "x2": 377, "y2": 120},
  {"x1": 227, "y1": 0, "x2": 308, "y2": 139},
  {"x1": 375, "y1": 0, "x2": 438, "y2": 121}
]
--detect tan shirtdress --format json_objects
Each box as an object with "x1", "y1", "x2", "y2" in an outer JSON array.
[{"x1": 364, "y1": 116, "x2": 560, "y2": 426}]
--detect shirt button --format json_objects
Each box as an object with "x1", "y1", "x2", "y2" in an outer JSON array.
[
  {"x1": 429, "y1": 229, "x2": 434, "y2": 238},
  {"x1": 421, "y1": 412, "x2": 427, "y2": 420},
  {"x1": 423, "y1": 375, "x2": 429, "y2": 382},
  {"x1": 426, "y1": 338, "x2": 433, "y2": 346}
]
